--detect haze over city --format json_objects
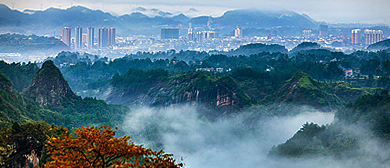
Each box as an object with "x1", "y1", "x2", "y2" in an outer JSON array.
[{"x1": 2, "y1": 0, "x2": 390, "y2": 24}]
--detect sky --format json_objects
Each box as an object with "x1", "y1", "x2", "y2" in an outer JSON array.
[{"x1": 2, "y1": 0, "x2": 390, "y2": 24}]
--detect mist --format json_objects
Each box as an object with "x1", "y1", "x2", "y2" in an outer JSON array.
[{"x1": 121, "y1": 105, "x2": 352, "y2": 167}]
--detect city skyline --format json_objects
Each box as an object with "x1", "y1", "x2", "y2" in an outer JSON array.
[{"x1": 2, "y1": 0, "x2": 390, "y2": 24}]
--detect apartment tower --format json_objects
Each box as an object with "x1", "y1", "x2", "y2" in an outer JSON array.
[
  {"x1": 351, "y1": 29, "x2": 361, "y2": 44},
  {"x1": 75, "y1": 26, "x2": 82, "y2": 49},
  {"x1": 87, "y1": 27, "x2": 94, "y2": 49},
  {"x1": 62, "y1": 27, "x2": 71, "y2": 46}
]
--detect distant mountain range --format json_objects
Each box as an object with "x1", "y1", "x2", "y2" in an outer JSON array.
[{"x1": 0, "y1": 4, "x2": 318, "y2": 36}]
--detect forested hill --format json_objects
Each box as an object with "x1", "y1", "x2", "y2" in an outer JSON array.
[
  {"x1": 260, "y1": 71, "x2": 374, "y2": 111},
  {"x1": 2, "y1": 44, "x2": 390, "y2": 116},
  {"x1": 367, "y1": 39, "x2": 390, "y2": 51},
  {"x1": 270, "y1": 90, "x2": 390, "y2": 164},
  {"x1": 29, "y1": 48, "x2": 390, "y2": 114},
  {"x1": 0, "y1": 70, "x2": 63, "y2": 124},
  {"x1": 0, "y1": 33, "x2": 68, "y2": 53},
  {"x1": 223, "y1": 43, "x2": 288, "y2": 56},
  {"x1": 22, "y1": 60, "x2": 129, "y2": 128},
  {"x1": 2, "y1": 43, "x2": 390, "y2": 167},
  {"x1": 290, "y1": 42, "x2": 321, "y2": 53},
  {"x1": 0, "y1": 60, "x2": 130, "y2": 167},
  {"x1": 24, "y1": 60, "x2": 77, "y2": 107},
  {"x1": 0, "y1": 60, "x2": 129, "y2": 128}
]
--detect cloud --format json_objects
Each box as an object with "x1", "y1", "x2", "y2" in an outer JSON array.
[
  {"x1": 121, "y1": 104, "x2": 338, "y2": 167},
  {"x1": 121, "y1": 103, "x2": 390, "y2": 167}
]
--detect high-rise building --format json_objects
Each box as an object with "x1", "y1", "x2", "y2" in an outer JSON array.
[
  {"x1": 267, "y1": 34, "x2": 272, "y2": 40},
  {"x1": 187, "y1": 29, "x2": 194, "y2": 41},
  {"x1": 108, "y1": 28, "x2": 116, "y2": 46},
  {"x1": 234, "y1": 26, "x2": 243, "y2": 38},
  {"x1": 205, "y1": 31, "x2": 218, "y2": 39},
  {"x1": 303, "y1": 30, "x2": 312, "y2": 39},
  {"x1": 319, "y1": 24, "x2": 329, "y2": 37},
  {"x1": 82, "y1": 34, "x2": 87, "y2": 44},
  {"x1": 75, "y1": 26, "x2": 82, "y2": 49},
  {"x1": 187, "y1": 23, "x2": 194, "y2": 41},
  {"x1": 98, "y1": 27, "x2": 108, "y2": 48},
  {"x1": 62, "y1": 27, "x2": 71, "y2": 46},
  {"x1": 161, "y1": 28, "x2": 179, "y2": 39},
  {"x1": 196, "y1": 31, "x2": 218, "y2": 41},
  {"x1": 87, "y1": 27, "x2": 94, "y2": 49},
  {"x1": 196, "y1": 31, "x2": 203, "y2": 42},
  {"x1": 351, "y1": 29, "x2": 361, "y2": 44},
  {"x1": 364, "y1": 29, "x2": 383, "y2": 45}
]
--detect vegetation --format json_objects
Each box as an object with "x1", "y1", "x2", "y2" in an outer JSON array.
[
  {"x1": 0, "y1": 121, "x2": 68, "y2": 167},
  {"x1": 2, "y1": 42, "x2": 390, "y2": 165},
  {"x1": 0, "y1": 70, "x2": 63, "y2": 124},
  {"x1": 290, "y1": 42, "x2": 321, "y2": 53},
  {"x1": 0, "y1": 60, "x2": 38, "y2": 92},
  {"x1": 337, "y1": 90, "x2": 390, "y2": 138},
  {"x1": 44, "y1": 125, "x2": 182, "y2": 168},
  {"x1": 270, "y1": 90, "x2": 390, "y2": 160},
  {"x1": 269, "y1": 122, "x2": 357, "y2": 158},
  {"x1": 367, "y1": 39, "x2": 390, "y2": 51},
  {"x1": 0, "y1": 60, "x2": 128, "y2": 128},
  {"x1": 23, "y1": 60, "x2": 129, "y2": 128},
  {"x1": 225, "y1": 43, "x2": 288, "y2": 55}
]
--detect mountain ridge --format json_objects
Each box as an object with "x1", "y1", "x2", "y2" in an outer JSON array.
[{"x1": 0, "y1": 4, "x2": 317, "y2": 36}]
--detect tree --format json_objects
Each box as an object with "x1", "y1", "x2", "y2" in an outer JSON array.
[
  {"x1": 382, "y1": 59, "x2": 390, "y2": 74},
  {"x1": 0, "y1": 125, "x2": 12, "y2": 167},
  {"x1": 43, "y1": 125, "x2": 183, "y2": 168}
]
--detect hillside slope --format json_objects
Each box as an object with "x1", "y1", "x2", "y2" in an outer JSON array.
[
  {"x1": 0, "y1": 70, "x2": 62, "y2": 123},
  {"x1": 261, "y1": 72, "x2": 375, "y2": 111}
]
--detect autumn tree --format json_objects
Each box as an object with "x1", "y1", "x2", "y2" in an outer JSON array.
[{"x1": 43, "y1": 125, "x2": 183, "y2": 168}]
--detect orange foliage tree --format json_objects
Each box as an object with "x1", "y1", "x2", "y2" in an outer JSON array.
[{"x1": 43, "y1": 125, "x2": 183, "y2": 168}]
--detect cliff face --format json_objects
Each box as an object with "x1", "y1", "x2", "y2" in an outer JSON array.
[
  {"x1": 24, "y1": 60, "x2": 77, "y2": 106},
  {"x1": 145, "y1": 72, "x2": 253, "y2": 115},
  {"x1": 106, "y1": 71, "x2": 252, "y2": 115}
]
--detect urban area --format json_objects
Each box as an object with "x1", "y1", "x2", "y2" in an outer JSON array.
[{"x1": 59, "y1": 23, "x2": 386, "y2": 58}]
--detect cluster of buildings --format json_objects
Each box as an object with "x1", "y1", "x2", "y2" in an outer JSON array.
[
  {"x1": 162, "y1": 28, "x2": 220, "y2": 42},
  {"x1": 57, "y1": 22, "x2": 387, "y2": 59},
  {"x1": 162, "y1": 25, "x2": 243, "y2": 42},
  {"x1": 61, "y1": 27, "x2": 116, "y2": 49},
  {"x1": 351, "y1": 29, "x2": 383, "y2": 45}
]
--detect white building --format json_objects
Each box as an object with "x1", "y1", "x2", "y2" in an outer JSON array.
[{"x1": 364, "y1": 29, "x2": 383, "y2": 45}]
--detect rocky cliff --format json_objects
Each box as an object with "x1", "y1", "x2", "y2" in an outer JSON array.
[
  {"x1": 144, "y1": 71, "x2": 253, "y2": 115},
  {"x1": 24, "y1": 60, "x2": 77, "y2": 107},
  {"x1": 107, "y1": 71, "x2": 253, "y2": 116}
]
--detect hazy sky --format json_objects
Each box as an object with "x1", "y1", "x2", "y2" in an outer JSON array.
[{"x1": 2, "y1": 0, "x2": 390, "y2": 24}]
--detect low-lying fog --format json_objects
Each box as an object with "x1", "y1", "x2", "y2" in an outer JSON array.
[{"x1": 121, "y1": 105, "x2": 343, "y2": 167}]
